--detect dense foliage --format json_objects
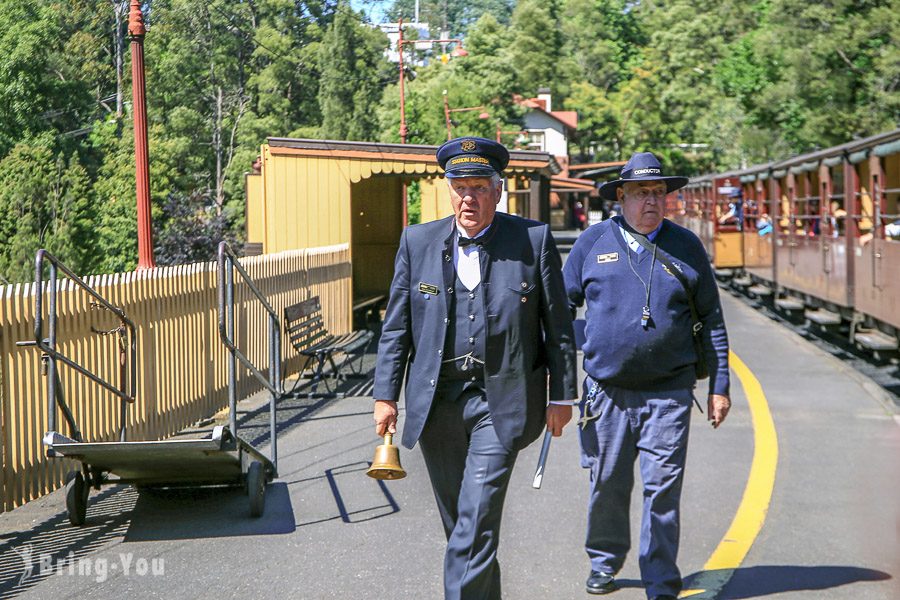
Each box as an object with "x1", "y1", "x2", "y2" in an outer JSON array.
[{"x1": 0, "y1": 0, "x2": 895, "y2": 282}]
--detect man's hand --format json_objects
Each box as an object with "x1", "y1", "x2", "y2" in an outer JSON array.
[
  {"x1": 708, "y1": 394, "x2": 731, "y2": 428},
  {"x1": 374, "y1": 400, "x2": 398, "y2": 436},
  {"x1": 545, "y1": 403, "x2": 573, "y2": 437}
]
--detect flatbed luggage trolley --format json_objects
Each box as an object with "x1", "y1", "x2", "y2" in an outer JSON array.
[{"x1": 24, "y1": 247, "x2": 282, "y2": 525}]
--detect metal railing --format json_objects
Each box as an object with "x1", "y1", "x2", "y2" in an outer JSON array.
[
  {"x1": 217, "y1": 242, "x2": 282, "y2": 470},
  {"x1": 18, "y1": 250, "x2": 136, "y2": 447}
]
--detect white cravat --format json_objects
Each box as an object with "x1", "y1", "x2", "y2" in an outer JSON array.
[{"x1": 454, "y1": 223, "x2": 491, "y2": 291}]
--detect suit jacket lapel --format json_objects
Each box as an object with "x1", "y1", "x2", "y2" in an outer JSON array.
[
  {"x1": 479, "y1": 215, "x2": 501, "y2": 290},
  {"x1": 440, "y1": 217, "x2": 456, "y2": 316}
]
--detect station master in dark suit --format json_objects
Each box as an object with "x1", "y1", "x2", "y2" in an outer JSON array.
[{"x1": 373, "y1": 137, "x2": 578, "y2": 600}]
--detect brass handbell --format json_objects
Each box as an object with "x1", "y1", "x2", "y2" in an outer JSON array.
[{"x1": 366, "y1": 433, "x2": 407, "y2": 480}]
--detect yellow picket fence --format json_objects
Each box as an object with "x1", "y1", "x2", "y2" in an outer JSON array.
[{"x1": 0, "y1": 245, "x2": 351, "y2": 512}]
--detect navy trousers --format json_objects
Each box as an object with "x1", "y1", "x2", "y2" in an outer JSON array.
[
  {"x1": 418, "y1": 384, "x2": 518, "y2": 600},
  {"x1": 578, "y1": 381, "x2": 693, "y2": 599}
]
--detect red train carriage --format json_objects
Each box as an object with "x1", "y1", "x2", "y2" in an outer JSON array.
[
  {"x1": 677, "y1": 173, "x2": 744, "y2": 272},
  {"x1": 685, "y1": 128, "x2": 900, "y2": 356}
]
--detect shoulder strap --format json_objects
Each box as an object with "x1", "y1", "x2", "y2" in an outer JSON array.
[{"x1": 617, "y1": 220, "x2": 703, "y2": 338}]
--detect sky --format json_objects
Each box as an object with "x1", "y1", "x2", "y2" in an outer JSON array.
[{"x1": 349, "y1": 0, "x2": 390, "y2": 24}]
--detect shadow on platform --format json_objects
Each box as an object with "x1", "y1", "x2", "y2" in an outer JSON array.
[
  {"x1": 123, "y1": 482, "x2": 295, "y2": 542},
  {"x1": 0, "y1": 485, "x2": 137, "y2": 597},
  {"x1": 683, "y1": 564, "x2": 892, "y2": 598}
]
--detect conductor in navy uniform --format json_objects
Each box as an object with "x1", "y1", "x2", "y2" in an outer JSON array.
[
  {"x1": 563, "y1": 152, "x2": 731, "y2": 600},
  {"x1": 373, "y1": 136, "x2": 578, "y2": 600}
]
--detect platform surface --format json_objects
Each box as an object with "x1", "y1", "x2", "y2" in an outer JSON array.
[{"x1": 0, "y1": 294, "x2": 898, "y2": 599}]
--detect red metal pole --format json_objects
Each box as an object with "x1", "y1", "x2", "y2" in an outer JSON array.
[
  {"x1": 130, "y1": 0, "x2": 155, "y2": 269},
  {"x1": 443, "y1": 92, "x2": 452, "y2": 141}
]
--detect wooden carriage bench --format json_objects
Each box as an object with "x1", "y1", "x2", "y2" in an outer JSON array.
[{"x1": 284, "y1": 296, "x2": 374, "y2": 396}]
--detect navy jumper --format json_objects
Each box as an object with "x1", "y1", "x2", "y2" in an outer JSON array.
[{"x1": 564, "y1": 217, "x2": 729, "y2": 396}]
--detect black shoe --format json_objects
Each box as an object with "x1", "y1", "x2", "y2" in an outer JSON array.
[
  {"x1": 585, "y1": 571, "x2": 617, "y2": 595},
  {"x1": 651, "y1": 596, "x2": 678, "y2": 600}
]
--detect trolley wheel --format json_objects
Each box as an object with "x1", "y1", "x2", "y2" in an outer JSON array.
[
  {"x1": 65, "y1": 471, "x2": 88, "y2": 526},
  {"x1": 247, "y1": 461, "x2": 265, "y2": 518}
]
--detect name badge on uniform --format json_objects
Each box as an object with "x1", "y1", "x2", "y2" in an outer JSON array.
[
  {"x1": 596, "y1": 252, "x2": 619, "y2": 264},
  {"x1": 418, "y1": 282, "x2": 440, "y2": 296}
]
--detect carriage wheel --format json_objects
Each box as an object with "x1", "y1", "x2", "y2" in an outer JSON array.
[
  {"x1": 65, "y1": 471, "x2": 88, "y2": 526},
  {"x1": 247, "y1": 461, "x2": 266, "y2": 518}
]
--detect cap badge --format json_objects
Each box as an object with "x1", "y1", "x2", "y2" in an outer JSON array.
[{"x1": 461, "y1": 140, "x2": 476, "y2": 152}]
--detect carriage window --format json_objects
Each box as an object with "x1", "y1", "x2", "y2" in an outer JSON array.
[
  {"x1": 793, "y1": 173, "x2": 820, "y2": 237},
  {"x1": 829, "y1": 167, "x2": 846, "y2": 237},
  {"x1": 716, "y1": 180, "x2": 741, "y2": 231}
]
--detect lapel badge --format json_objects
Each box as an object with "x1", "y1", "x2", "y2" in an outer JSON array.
[
  {"x1": 418, "y1": 282, "x2": 440, "y2": 296},
  {"x1": 596, "y1": 252, "x2": 619, "y2": 264},
  {"x1": 662, "y1": 263, "x2": 683, "y2": 277}
]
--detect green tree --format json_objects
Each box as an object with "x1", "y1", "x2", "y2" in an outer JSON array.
[
  {"x1": 724, "y1": 0, "x2": 899, "y2": 153},
  {"x1": 0, "y1": 138, "x2": 95, "y2": 282},
  {"x1": 509, "y1": 0, "x2": 566, "y2": 97},
  {"x1": 319, "y1": 2, "x2": 392, "y2": 141},
  {"x1": 561, "y1": 0, "x2": 645, "y2": 92},
  {"x1": 377, "y1": 13, "x2": 522, "y2": 145},
  {"x1": 90, "y1": 118, "x2": 138, "y2": 273},
  {"x1": 388, "y1": 0, "x2": 516, "y2": 36}
]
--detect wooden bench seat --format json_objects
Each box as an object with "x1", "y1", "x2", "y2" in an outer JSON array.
[{"x1": 285, "y1": 296, "x2": 374, "y2": 396}]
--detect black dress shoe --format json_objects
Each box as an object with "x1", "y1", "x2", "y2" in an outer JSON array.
[{"x1": 585, "y1": 571, "x2": 617, "y2": 595}]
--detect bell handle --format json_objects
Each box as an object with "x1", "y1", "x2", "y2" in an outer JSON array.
[{"x1": 383, "y1": 433, "x2": 393, "y2": 446}]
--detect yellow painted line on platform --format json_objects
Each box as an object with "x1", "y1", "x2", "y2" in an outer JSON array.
[{"x1": 679, "y1": 350, "x2": 779, "y2": 599}]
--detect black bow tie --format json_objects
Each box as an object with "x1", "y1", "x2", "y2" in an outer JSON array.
[{"x1": 458, "y1": 236, "x2": 484, "y2": 248}]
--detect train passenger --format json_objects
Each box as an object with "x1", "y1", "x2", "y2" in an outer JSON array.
[
  {"x1": 828, "y1": 201, "x2": 847, "y2": 238},
  {"x1": 372, "y1": 137, "x2": 578, "y2": 600},
  {"x1": 717, "y1": 188, "x2": 743, "y2": 230},
  {"x1": 563, "y1": 152, "x2": 731, "y2": 600},
  {"x1": 861, "y1": 217, "x2": 900, "y2": 245},
  {"x1": 886, "y1": 218, "x2": 900, "y2": 240},
  {"x1": 757, "y1": 213, "x2": 773, "y2": 236}
]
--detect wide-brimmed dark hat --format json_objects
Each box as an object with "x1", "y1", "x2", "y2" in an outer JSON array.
[
  {"x1": 598, "y1": 152, "x2": 688, "y2": 201},
  {"x1": 437, "y1": 137, "x2": 509, "y2": 178}
]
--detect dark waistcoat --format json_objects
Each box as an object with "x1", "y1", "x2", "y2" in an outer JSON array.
[{"x1": 440, "y1": 272, "x2": 486, "y2": 383}]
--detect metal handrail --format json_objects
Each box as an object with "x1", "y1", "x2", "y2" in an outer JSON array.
[
  {"x1": 21, "y1": 250, "x2": 137, "y2": 444},
  {"x1": 216, "y1": 241, "x2": 281, "y2": 470}
]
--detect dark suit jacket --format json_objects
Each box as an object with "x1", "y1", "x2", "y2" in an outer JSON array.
[{"x1": 374, "y1": 212, "x2": 578, "y2": 451}]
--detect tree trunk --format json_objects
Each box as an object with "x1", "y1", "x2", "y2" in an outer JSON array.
[
  {"x1": 214, "y1": 86, "x2": 223, "y2": 215},
  {"x1": 113, "y1": 0, "x2": 125, "y2": 117}
]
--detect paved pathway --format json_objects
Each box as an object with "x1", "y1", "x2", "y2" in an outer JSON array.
[{"x1": 0, "y1": 294, "x2": 897, "y2": 599}]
